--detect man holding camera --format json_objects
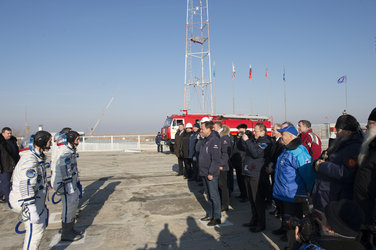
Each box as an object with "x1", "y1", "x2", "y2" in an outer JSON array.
[
  {"x1": 293, "y1": 199, "x2": 365, "y2": 250},
  {"x1": 229, "y1": 124, "x2": 248, "y2": 201},
  {"x1": 242, "y1": 122, "x2": 272, "y2": 233}
]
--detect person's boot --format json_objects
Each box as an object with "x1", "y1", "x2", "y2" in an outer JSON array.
[
  {"x1": 61, "y1": 222, "x2": 83, "y2": 241},
  {"x1": 59, "y1": 227, "x2": 83, "y2": 235}
]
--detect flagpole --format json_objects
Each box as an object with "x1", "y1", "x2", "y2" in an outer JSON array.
[
  {"x1": 250, "y1": 78, "x2": 253, "y2": 114},
  {"x1": 266, "y1": 66, "x2": 270, "y2": 116},
  {"x1": 268, "y1": 77, "x2": 270, "y2": 116},
  {"x1": 212, "y1": 60, "x2": 216, "y2": 114},
  {"x1": 232, "y1": 62, "x2": 235, "y2": 114},
  {"x1": 249, "y1": 65, "x2": 253, "y2": 114},
  {"x1": 232, "y1": 77, "x2": 235, "y2": 114},
  {"x1": 345, "y1": 77, "x2": 348, "y2": 112},
  {"x1": 283, "y1": 66, "x2": 287, "y2": 121}
]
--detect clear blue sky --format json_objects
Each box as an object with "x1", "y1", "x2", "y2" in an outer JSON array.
[{"x1": 0, "y1": 0, "x2": 375, "y2": 134}]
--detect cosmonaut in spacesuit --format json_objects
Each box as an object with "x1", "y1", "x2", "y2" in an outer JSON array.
[
  {"x1": 51, "y1": 130, "x2": 83, "y2": 241},
  {"x1": 9, "y1": 131, "x2": 52, "y2": 250}
]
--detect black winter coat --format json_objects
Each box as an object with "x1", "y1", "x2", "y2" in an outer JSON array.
[
  {"x1": 311, "y1": 131, "x2": 363, "y2": 212},
  {"x1": 0, "y1": 135, "x2": 20, "y2": 173},
  {"x1": 229, "y1": 134, "x2": 246, "y2": 169},
  {"x1": 218, "y1": 127, "x2": 231, "y2": 171},
  {"x1": 181, "y1": 131, "x2": 191, "y2": 159},
  {"x1": 174, "y1": 130, "x2": 184, "y2": 158},
  {"x1": 270, "y1": 137, "x2": 284, "y2": 168},
  {"x1": 242, "y1": 135, "x2": 272, "y2": 178},
  {"x1": 353, "y1": 128, "x2": 376, "y2": 225}
]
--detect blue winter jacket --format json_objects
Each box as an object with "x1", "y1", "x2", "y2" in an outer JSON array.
[
  {"x1": 188, "y1": 131, "x2": 199, "y2": 159},
  {"x1": 198, "y1": 131, "x2": 221, "y2": 177},
  {"x1": 273, "y1": 138, "x2": 314, "y2": 203}
]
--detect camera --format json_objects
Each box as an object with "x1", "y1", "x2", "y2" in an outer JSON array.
[{"x1": 282, "y1": 195, "x2": 320, "y2": 242}]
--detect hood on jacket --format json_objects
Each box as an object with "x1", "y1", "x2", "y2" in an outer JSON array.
[
  {"x1": 285, "y1": 137, "x2": 302, "y2": 150},
  {"x1": 220, "y1": 125, "x2": 230, "y2": 137}
]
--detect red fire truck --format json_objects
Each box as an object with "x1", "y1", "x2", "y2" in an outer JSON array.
[{"x1": 161, "y1": 110, "x2": 272, "y2": 152}]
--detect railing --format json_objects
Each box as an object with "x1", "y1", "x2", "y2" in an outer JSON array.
[
  {"x1": 17, "y1": 134, "x2": 160, "y2": 152},
  {"x1": 77, "y1": 135, "x2": 158, "y2": 152}
]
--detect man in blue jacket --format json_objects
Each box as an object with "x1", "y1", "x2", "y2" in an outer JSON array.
[
  {"x1": 272, "y1": 125, "x2": 313, "y2": 249},
  {"x1": 155, "y1": 132, "x2": 163, "y2": 152},
  {"x1": 242, "y1": 122, "x2": 272, "y2": 233},
  {"x1": 213, "y1": 122, "x2": 231, "y2": 212},
  {"x1": 188, "y1": 123, "x2": 200, "y2": 181},
  {"x1": 199, "y1": 121, "x2": 222, "y2": 226}
]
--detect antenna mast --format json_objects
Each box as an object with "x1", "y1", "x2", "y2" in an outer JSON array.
[{"x1": 184, "y1": 0, "x2": 213, "y2": 114}]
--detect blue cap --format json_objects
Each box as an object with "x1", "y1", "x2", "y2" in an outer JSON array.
[{"x1": 277, "y1": 126, "x2": 298, "y2": 136}]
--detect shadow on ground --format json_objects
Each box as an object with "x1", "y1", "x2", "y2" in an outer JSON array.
[
  {"x1": 50, "y1": 176, "x2": 120, "y2": 250},
  {"x1": 137, "y1": 173, "x2": 285, "y2": 250}
]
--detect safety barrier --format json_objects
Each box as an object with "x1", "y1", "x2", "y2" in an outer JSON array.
[{"x1": 77, "y1": 135, "x2": 158, "y2": 152}]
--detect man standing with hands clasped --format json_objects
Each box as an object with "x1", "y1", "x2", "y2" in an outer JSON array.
[{"x1": 199, "y1": 121, "x2": 222, "y2": 226}]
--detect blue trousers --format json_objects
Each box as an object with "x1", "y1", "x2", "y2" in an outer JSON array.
[
  {"x1": 202, "y1": 176, "x2": 221, "y2": 220},
  {"x1": 0, "y1": 172, "x2": 11, "y2": 201}
]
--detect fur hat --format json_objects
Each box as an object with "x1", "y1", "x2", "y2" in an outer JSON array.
[
  {"x1": 236, "y1": 123, "x2": 247, "y2": 130},
  {"x1": 335, "y1": 114, "x2": 359, "y2": 132},
  {"x1": 325, "y1": 199, "x2": 364, "y2": 238},
  {"x1": 368, "y1": 108, "x2": 376, "y2": 122}
]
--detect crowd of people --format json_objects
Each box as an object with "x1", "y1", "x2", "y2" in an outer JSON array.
[
  {"x1": 0, "y1": 127, "x2": 83, "y2": 249},
  {"x1": 171, "y1": 107, "x2": 376, "y2": 250}
]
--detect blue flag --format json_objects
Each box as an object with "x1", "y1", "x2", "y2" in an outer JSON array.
[
  {"x1": 212, "y1": 61, "x2": 216, "y2": 77},
  {"x1": 337, "y1": 75, "x2": 346, "y2": 84}
]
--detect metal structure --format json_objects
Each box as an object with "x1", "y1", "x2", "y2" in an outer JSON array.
[
  {"x1": 184, "y1": 0, "x2": 213, "y2": 114},
  {"x1": 89, "y1": 89, "x2": 118, "y2": 136}
]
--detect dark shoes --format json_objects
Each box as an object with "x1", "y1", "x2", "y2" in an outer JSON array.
[
  {"x1": 250, "y1": 226, "x2": 265, "y2": 233},
  {"x1": 200, "y1": 216, "x2": 212, "y2": 221},
  {"x1": 242, "y1": 220, "x2": 257, "y2": 227},
  {"x1": 61, "y1": 222, "x2": 83, "y2": 242},
  {"x1": 221, "y1": 207, "x2": 229, "y2": 212},
  {"x1": 272, "y1": 227, "x2": 286, "y2": 235},
  {"x1": 207, "y1": 219, "x2": 221, "y2": 226}
]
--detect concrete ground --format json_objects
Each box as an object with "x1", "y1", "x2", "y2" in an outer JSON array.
[{"x1": 0, "y1": 151, "x2": 286, "y2": 250}]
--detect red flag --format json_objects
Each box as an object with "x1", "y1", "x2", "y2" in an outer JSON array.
[
  {"x1": 265, "y1": 67, "x2": 269, "y2": 78},
  {"x1": 232, "y1": 63, "x2": 235, "y2": 79},
  {"x1": 249, "y1": 65, "x2": 252, "y2": 79}
]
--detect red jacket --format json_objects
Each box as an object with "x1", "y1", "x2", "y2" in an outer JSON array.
[{"x1": 300, "y1": 128, "x2": 322, "y2": 159}]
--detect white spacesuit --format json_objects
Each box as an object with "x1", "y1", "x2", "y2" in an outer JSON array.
[
  {"x1": 50, "y1": 130, "x2": 70, "y2": 178},
  {"x1": 50, "y1": 130, "x2": 83, "y2": 241},
  {"x1": 51, "y1": 143, "x2": 80, "y2": 223},
  {"x1": 9, "y1": 132, "x2": 51, "y2": 250}
]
